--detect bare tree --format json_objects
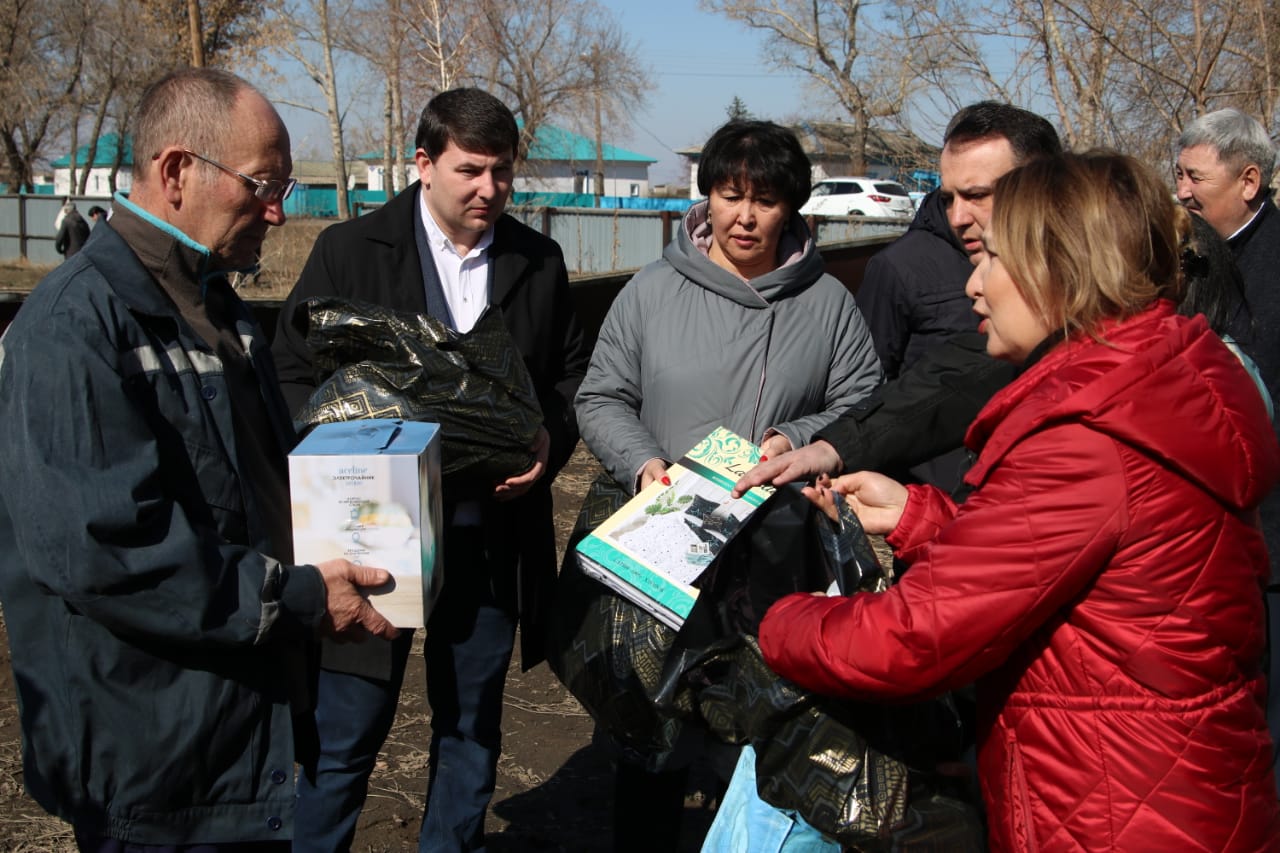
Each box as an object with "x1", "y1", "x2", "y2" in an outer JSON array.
[
  {"x1": 53, "y1": 0, "x2": 267, "y2": 196},
  {"x1": 0, "y1": 0, "x2": 88, "y2": 192},
  {"x1": 123, "y1": 0, "x2": 267, "y2": 67},
  {"x1": 468, "y1": 0, "x2": 649, "y2": 164},
  {"x1": 987, "y1": 0, "x2": 1135, "y2": 149},
  {"x1": 70, "y1": 0, "x2": 153, "y2": 194},
  {"x1": 401, "y1": 0, "x2": 472, "y2": 94},
  {"x1": 883, "y1": 0, "x2": 1279, "y2": 170},
  {"x1": 270, "y1": 0, "x2": 362, "y2": 217},
  {"x1": 264, "y1": 0, "x2": 653, "y2": 213},
  {"x1": 348, "y1": 0, "x2": 427, "y2": 196},
  {"x1": 701, "y1": 0, "x2": 908, "y2": 173}
]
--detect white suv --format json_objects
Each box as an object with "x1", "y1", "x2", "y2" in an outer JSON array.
[{"x1": 800, "y1": 177, "x2": 915, "y2": 220}]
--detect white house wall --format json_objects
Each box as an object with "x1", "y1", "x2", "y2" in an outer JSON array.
[
  {"x1": 54, "y1": 166, "x2": 131, "y2": 197},
  {"x1": 366, "y1": 164, "x2": 419, "y2": 193},
  {"x1": 516, "y1": 161, "x2": 651, "y2": 197}
]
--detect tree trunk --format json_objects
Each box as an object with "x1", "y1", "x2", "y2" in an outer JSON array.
[
  {"x1": 188, "y1": 0, "x2": 206, "y2": 66},
  {"x1": 390, "y1": 40, "x2": 406, "y2": 193},
  {"x1": 68, "y1": 121, "x2": 80, "y2": 196},
  {"x1": 383, "y1": 81, "x2": 394, "y2": 202},
  {"x1": 78, "y1": 91, "x2": 112, "y2": 195},
  {"x1": 0, "y1": 131, "x2": 34, "y2": 193},
  {"x1": 318, "y1": 0, "x2": 349, "y2": 218}
]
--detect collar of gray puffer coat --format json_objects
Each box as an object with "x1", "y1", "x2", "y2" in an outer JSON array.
[{"x1": 662, "y1": 199, "x2": 828, "y2": 307}]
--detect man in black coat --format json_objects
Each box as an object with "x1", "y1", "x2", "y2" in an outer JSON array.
[
  {"x1": 54, "y1": 201, "x2": 90, "y2": 258},
  {"x1": 855, "y1": 103, "x2": 1061, "y2": 382},
  {"x1": 272, "y1": 88, "x2": 589, "y2": 853},
  {"x1": 853, "y1": 188, "x2": 974, "y2": 380},
  {"x1": 1175, "y1": 107, "x2": 1280, "y2": 793},
  {"x1": 747, "y1": 103, "x2": 1060, "y2": 493},
  {"x1": 1175, "y1": 108, "x2": 1279, "y2": 435}
]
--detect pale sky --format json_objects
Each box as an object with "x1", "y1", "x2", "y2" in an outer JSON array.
[{"x1": 597, "y1": 0, "x2": 811, "y2": 183}]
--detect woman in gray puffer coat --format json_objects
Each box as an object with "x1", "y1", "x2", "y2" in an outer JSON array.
[
  {"x1": 576, "y1": 122, "x2": 881, "y2": 492},
  {"x1": 573, "y1": 119, "x2": 883, "y2": 851}
]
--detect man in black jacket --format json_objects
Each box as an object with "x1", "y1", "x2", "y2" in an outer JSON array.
[
  {"x1": 54, "y1": 200, "x2": 90, "y2": 258},
  {"x1": 272, "y1": 88, "x2": 589, "y2": 853},
  {"x1": 1175, "y1": 106, "x2": 1280, "y2": 793},
  {"x1": 1175, "y1": 108, "x2": 1278, "y2": 451},
  {"x1": 855, "y1": 103, "x2": 1061, "y2": 381},
  {"x1": 740, "y1": 104, "x2": 1060, "y2": 492}
]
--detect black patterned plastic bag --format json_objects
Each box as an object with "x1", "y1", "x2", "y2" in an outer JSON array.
[
  {"x1": 687, "y1": 495, "x2": 981, "y2": 849},
  {"x1": 545, "y1": 473, "x2": 690, "y2": 768},
  {"x1": 292, "y1": 297, "x2": 543, "y2": 499},
  {"x1": 548, "y1": 482, "x2": 981, "y2": 847}
]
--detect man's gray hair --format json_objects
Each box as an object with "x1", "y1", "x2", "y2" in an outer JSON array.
[
  {"x1": 133, "y1": 68, "x2": 258, "y2": 184},
  {"x1": 1177, "y1": 108, "x2": 1276, "y2": 187}
]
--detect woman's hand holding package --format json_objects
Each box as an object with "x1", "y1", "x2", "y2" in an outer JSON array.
[
  {"x1": 803, "y1": 470, "x2": 907, "y2": 534},
  {"x1": 638, "y1": 457, "x2": 670, "y2": 491},
  {"x1": 757, "y1": 431, "x2": 794, "y2": 461}
]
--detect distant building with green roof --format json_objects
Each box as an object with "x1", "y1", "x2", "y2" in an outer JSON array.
[
  {"x1": 52, "y1": 133, "x2": 133, "y2": 197},
  {"x1": 363, "y1": 122, "x2": 656, "y2": 198}
]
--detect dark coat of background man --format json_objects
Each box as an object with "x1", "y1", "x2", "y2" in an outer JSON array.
[
  {"x1": 0, "y1": 67, "x2": 396, "y2": 852},
  {"x1": 1176, "y1": 106, "x2": 1280, "y2": 793},
  {"x1": 55, "y1": 200, "x2": 91, "y2": 258},
  {"x1": 272, "y1": 86, "x2": 589, "y2": 853}
]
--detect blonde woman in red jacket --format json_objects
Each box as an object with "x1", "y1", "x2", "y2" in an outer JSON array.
[{"x1": 760, "y1": 151, "x2": 1280, "y2": 851}]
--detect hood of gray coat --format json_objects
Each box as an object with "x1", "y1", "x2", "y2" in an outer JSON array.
[{"x1": 662, "y1": 200, "x2": 827, "y2": 307}]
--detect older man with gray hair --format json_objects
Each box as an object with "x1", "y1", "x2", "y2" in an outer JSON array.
[
  {"x1": 1176, "y1": 106, "x2": 1280, "y2": 794},
  {"x1": 1175, "y1": 108, "x2": 1278, "y2": 371},
  {"x1": 0, "y1": 67, "x2": 397, "y2": 850}
]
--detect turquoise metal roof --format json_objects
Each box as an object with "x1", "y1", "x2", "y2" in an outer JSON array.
[
  {"x1": 524, "y1": 123, "x2": 655, "y2": 163},
  {"x1": 52, "y1": 133, "x2": 133, "y2": 168}
]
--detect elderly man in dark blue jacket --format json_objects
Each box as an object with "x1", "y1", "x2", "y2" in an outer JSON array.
[{"x1": 0, "y1": 68, "x2": 395, "y2": 851}]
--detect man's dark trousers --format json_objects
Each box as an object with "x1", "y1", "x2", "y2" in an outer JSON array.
[{"x1": 293, "y1": 527, "x2": 518, "y2": 853}]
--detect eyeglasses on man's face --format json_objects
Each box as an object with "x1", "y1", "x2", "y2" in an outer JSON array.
[{"x1": 183, "y1": 149, "x2": 296, "y2": 204}]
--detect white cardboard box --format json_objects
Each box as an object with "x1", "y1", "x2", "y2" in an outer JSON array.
[{"x1": 289, "y1": 419, "x2": 443, "y2": 628}]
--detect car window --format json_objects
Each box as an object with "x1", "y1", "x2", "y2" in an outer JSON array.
[
  {"x1": 811, "y1": 183, "x2": 835, "y2": 197},
  {"x1": 842, "y1": 182, "x2": 862, "y2": 194},
  {"x1": 874, "y1": 182, "x2": 908, "y2": 196}
]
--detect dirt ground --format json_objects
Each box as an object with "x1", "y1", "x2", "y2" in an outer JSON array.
[{"x1": 0, "y1": 443, "x2": 723, "y2": 853}]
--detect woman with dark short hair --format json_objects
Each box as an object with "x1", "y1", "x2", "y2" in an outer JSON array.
[{"x1": 572, "y1": 119, "x2": 883, "y2": 850}]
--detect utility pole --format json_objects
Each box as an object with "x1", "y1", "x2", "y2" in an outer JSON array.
[
  {"x1": 583, "y1": 46, "x2": 605, "y2": 207},
  {"x1": 187, "y1": 0, "x2": 206, "y2": 67},
  {"x1": 593, "y1": 86, "x2": 604, "y2": 205}
]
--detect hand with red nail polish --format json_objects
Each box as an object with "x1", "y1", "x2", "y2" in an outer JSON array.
[{"x1": 639, "y1": 457, "x2": 670, "y2": 491}]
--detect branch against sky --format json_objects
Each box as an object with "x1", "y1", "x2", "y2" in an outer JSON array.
[
  {"x1": 466, "y1": 0, "x2": 651, "y2": 163},
  {"x1": 263, "y1": 0, "x2": 650, "y2": 194},
  {"x1": 0, "y1": 0, "x2": 268, "y2": 193},
  {"x1": 887, "y1": 0, "x2": 1279, "y2": 166},
  {"x1": 268, "y1": 0, "x2": 367, "y2": 217},
  {"x1": 699, "y1": 0, "x2": 910, "y2": 173}
]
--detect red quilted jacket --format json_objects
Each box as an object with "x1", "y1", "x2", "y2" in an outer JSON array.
[{"x1": 760, "y1": 302, "x2": 1280, "y2": 851}]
